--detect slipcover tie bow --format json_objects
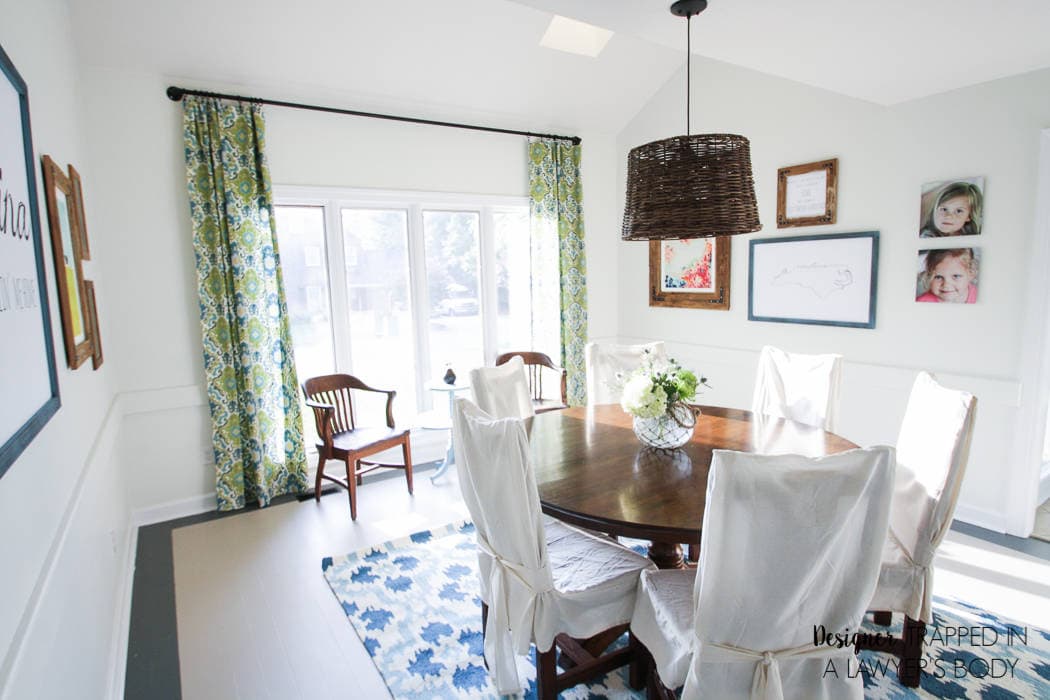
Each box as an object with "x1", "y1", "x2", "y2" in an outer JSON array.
[
  {"x1": 697, "y1": 638, "x2": 852, "y2": 700},
  {"x1": 887, "y1": 526, "x2": 934, "y2": 622},
  {"x1": 474, "y1": 532, "x2": 555, "y2": 696}
]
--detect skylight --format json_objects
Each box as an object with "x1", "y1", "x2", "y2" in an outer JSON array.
[{"x1": 539, "y1": 15, "x2": 613, "y2": 58}]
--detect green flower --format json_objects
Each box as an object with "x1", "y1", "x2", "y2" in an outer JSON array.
[{"x1": 675, "y1": 369, "x2": 698, "y2": 400}]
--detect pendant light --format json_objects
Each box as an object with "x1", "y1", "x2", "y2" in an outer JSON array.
[{"x1": 621, "y1": 0, "x2": 761, "y2": 240}]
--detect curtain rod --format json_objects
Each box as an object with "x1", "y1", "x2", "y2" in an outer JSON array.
[{"x1": 166, "y1": 86, "x2": 582, "y2": 145}]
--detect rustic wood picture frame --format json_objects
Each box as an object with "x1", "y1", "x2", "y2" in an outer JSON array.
[
  {"x1": 776, "y1": 158, "x2": 838, "y2": 228},
  {"x1": 68, "y1": 163, "x2": 91, "y2": 260},
  {"x1": 42, "y1": 154, "x2": 92, "y2": 368},
  {"x1": 84, "y1": 280, "x2": 103, "y2": 369},
  {"x1": 649, "y1": 237, "x2": 731, "y2": 310}
]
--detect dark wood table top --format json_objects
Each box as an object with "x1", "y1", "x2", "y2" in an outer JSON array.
[{"x1": 526, "y1": 404, "x2": 858, "y2": 546}]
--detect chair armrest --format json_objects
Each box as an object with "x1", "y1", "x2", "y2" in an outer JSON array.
[
  {"x1": 346, "y1": 377, "x2": 395, "y2": 395},
  {"x1": 304, "y1": 399, "x2": 335, "y2": 446},
  {"x1": 342, "y1": 379, "x2": 399, "y2": 428},
  {"x1": 350, "y1": 384, "x2": 398, "y2": 428}
]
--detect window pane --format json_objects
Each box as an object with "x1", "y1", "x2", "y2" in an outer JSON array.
[
  {"x1": 423, "y1": 211, "x2": 482, "y2": 388},
  {"x1": 342, "y1": 209, "x2": 417, "y2": 424},
  {"x1": 274, "y1": 205, "x2": 334, "y2": 447},
  {"x1": 275, "y1": 206, "x2": 335, "y2": 380},
  {"x1": 530, "y1": 210, "x2": 562, "y2": 363},
  {"x1": 494, "y1": 208, "x2": 532, "y2": 352}
]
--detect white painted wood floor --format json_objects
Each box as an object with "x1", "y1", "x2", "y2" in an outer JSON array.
[
  {"x1": 171, "y1": 461, "x2": 1050, "y2": 700},
  {"x1": 173, "y1": 431, "x2": 467, "y2": 700}
]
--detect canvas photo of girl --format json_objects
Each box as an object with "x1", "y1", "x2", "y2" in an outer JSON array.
[
  {"x1": 919, "y1": 177, "x2": 984, "y2": 238},
  {"x1": 916, "y1": 248, "x2": 980, "y2": 304}
]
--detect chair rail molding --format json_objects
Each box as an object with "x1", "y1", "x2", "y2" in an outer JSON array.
[{"x1": 617, "y1": 336, "x2": 1021, "y2": 535}]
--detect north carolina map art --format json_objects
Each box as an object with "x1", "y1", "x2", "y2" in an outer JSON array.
[{"x1": 771, "y1": 262, "x2": 854, "y2": 299}]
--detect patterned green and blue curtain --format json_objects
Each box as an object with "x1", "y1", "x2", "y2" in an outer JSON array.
[
  {"x1": 181, "y1": 96, "x2": 308, "y2": 510},
  {"x1": 529, "y1": 138, "x2": 588, "y2": 406}
]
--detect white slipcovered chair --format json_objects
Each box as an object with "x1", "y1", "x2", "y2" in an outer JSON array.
[
  {"x1": 469, "y1": 356, "x2": 535, "y2": 419},
  {"x1": 451, "y1": 398, "x2": 656, "y2": 698},
  {"x1": 859, "y1": 371, "x2": 977, "y2": 687},
  {"x1": 752, "y1": 345, "x2": 843, "y2": 432},
  {"x1": 585, "y1": 341, "x2": 668, "y2": 405},
  {"x1": 630, "y1": 446, "x2": 895, "y2": 700}
]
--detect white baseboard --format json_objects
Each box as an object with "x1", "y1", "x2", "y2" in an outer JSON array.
[
  {"x1": 106, "y1": 523, "x2": 138, "y2": 700},
  {"x1": 1039, "y1": 466, "x2": 1050, "y2": 505},
  {"x1": 131, "y1": 492, "x2": 216, "y2": 528},
  {"x1": 953, "y1": 503, "x2": 1010, "y2": 534}
]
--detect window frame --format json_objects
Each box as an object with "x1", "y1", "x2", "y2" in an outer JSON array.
[{"x1": 274, "y1": 185, "x2": 533, "y2": 415}]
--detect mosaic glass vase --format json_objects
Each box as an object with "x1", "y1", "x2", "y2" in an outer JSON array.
[{"x1": 632, "y1": 402, "x2": 698, "y2": 449}]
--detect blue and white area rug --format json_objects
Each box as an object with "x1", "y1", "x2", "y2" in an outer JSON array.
[{"x1": 322, "y1": 521, "x2": 1050, "y2": 699}]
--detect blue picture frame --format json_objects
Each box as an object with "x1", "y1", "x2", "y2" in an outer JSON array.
[
  {"x1": 748, "y1": 231, "x2": 879, "y2": 329},
  {"x1": 0, "y1": 42, "x2": 61, "y2": 479}
]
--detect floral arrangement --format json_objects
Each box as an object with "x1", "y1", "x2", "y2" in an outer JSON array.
[{"x1": 620, "y1": 352, "x2": 707, "y2": 420}]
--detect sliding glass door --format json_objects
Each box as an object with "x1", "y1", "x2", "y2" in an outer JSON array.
[
  {"x1": 340, "y1": 209, "x2": 417, "y2": 424},
  {"x1": 274, "y1": 188, "x2": 558, "y2": 427}
]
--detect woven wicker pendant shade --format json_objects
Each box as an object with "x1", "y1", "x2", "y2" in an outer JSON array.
[
  {"x1": 621, "y1": 0, "x2": 761, "y2": 240},
  {"x1": 622, "y1": 133, "x2": 760, "y2": 240}
]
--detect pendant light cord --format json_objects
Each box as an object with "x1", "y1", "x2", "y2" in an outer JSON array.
[{"x1": 686, "y1": 14, "x2": 692, "y2": 135}]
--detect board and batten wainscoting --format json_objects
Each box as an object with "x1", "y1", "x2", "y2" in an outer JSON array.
[{"x1": 617, "y1": 337, "x2": 1019, "y2": 534}]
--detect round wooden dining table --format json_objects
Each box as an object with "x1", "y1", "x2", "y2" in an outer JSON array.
[{"x1": 526, "y1": 404, "x2": 858, "y2": 569}]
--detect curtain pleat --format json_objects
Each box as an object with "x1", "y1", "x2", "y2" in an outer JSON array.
[
  {"x1": 528, "y1": 138, "x2": 588, "y2": 406},
  {"x1": 181, "y1": 96, "x2": 308, "y2": 510}
]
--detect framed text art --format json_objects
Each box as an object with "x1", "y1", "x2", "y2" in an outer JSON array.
[
  {"x1": 649, "y1": 237, "x2": 731, "y2": 310},
  {"x1": 0, "y1": 42, "x2": 60, "y2": 478},
  {"x1": 42, "y1": 154, "x2": 92, "y2": 368},
  {"x1": 776, "y1": 158, "x2": 838, "y2": 228},
  {"x1": 748, "y1": 231, "x2": 879, "y2": 329}
]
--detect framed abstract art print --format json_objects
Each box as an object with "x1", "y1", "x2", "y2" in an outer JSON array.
[{"x1": 649, "y1": 237, "x2": 731, "y2": 310}]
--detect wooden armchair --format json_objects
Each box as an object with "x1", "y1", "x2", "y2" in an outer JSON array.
[
  {"x1": 302, "y1": 374, "x2": 413, "y2": 521},
  {"x1": 495, "y1": 351, "x2": 567, "y2": 413}
]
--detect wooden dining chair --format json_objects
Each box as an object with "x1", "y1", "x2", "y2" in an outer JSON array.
[
  {"x1": 858, "y1": 372, "x2": 976, "y2": 687},
  {"x1": 630, "y1": 447, "x2": 894, "y2": 699},
  {"x1": 471, "y1": 356, "x2": 535, "y2": 419},
  {"x1": 495, "y1": 351, "x2": 567, "y2": 413},
  {"x1": 585, "y1": 341, "x2": 667, "y2": 405},
  {"x1": 451, "y1": 398, "x2": 655, "y2": 698},
  {"x1": 301, "y1": 374, "x2": 413, "y2": 521},
  {"x1": 752, "y1": 345, "x2": 843, "y2": 431}
]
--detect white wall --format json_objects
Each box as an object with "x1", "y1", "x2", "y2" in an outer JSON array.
[
  {"x1": 614, "y1": 58, "x2": 1050, "y2": 534},
  {"x1": 0, "y1": 1, "x2": 129, "y2": 698},
  {"x1": 75, "y1": 68, "x2": 620, "y2": 512}
]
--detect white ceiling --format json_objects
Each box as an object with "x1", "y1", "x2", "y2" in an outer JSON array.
[
  {"x1": 70, "y1": 0, "x2": 1050, "y2": 135},
  {"x1": 515, "y1": 0, "x2": 1050, "y2": 106},
  {"x1": 69, "y1": 0, "x2": 681, "y2": 134}
]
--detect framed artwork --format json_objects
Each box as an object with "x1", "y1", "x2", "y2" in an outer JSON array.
[
  {"x1": 916, "y1": 248, "x2": 979, "y2": 304},
  {"x1": 0, "y1": 42, "x2": 60, "y2": 478},
  {"x1": 649, "y1": 237, "x2": 731, "y2": 310},
  {"x1": 68, "y1": 163, "x2": 91, "y2": 259},
  {"x1": 84, "y1": 280, "x2": 103, "y2": 368},
  {"x1": 748, "y1": 231, "x2": 879, "y2": 329},
  {"x1": 776, "y1": 158, "x2": 838, "y2": 228},
  {"x1": 919, "y1": 176, "x2": 983, "y2": 238},
  {"x1": 42, "y1": 154, "x2": 92, "y2": 368}
]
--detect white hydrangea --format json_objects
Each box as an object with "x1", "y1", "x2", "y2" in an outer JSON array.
[{"x1": 621, "y1": 374, "x2": 667, "y2": 419}]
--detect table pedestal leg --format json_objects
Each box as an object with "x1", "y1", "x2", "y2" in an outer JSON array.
[
  {"x1": 648, "y1": 541, "x2": 685, "y2": 569},
  {"x1": 430, "y1": 433, "x2": 455, "y2": 482},
  {"x1": 430, "y1": 390, "x2": 458, "y2": 482}
]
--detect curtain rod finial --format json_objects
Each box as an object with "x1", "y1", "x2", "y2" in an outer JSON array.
[{"x1": 166, "y1": 86, "x2": 185, "y2": 101}]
